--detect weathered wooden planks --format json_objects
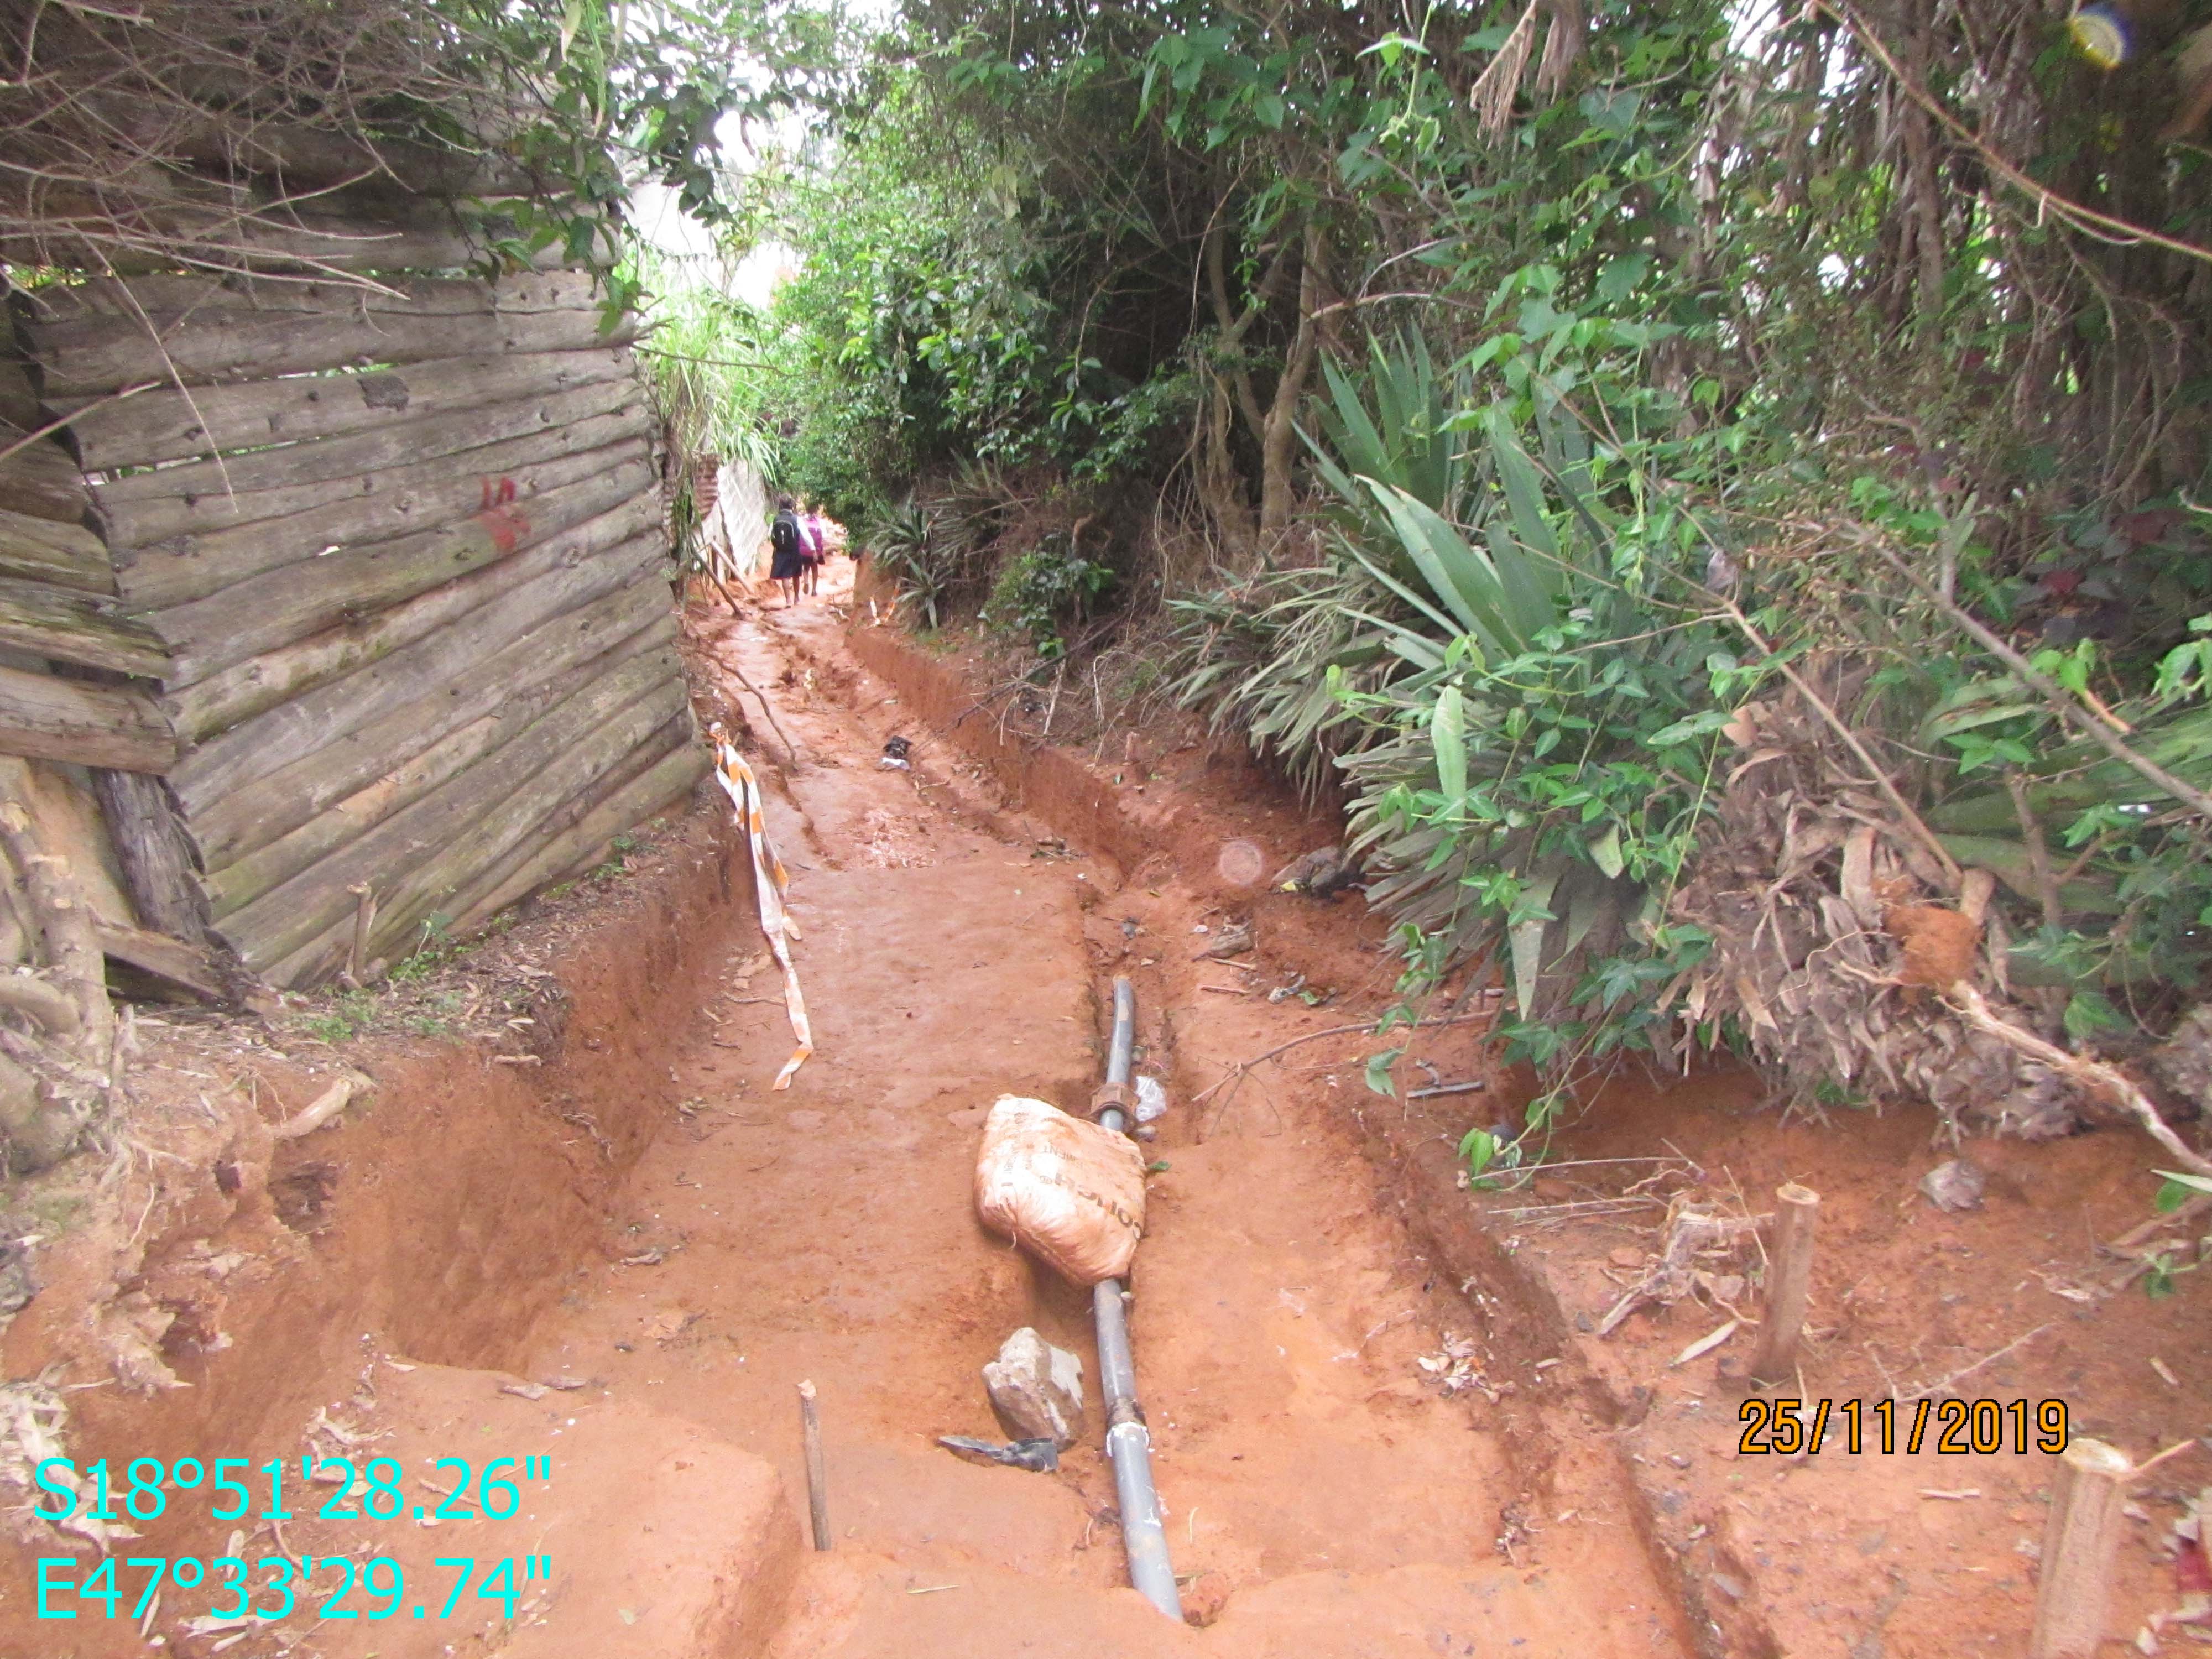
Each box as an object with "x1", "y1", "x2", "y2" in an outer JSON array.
[
  {"x1": 0, "y1": 578, "x2": 169, "y2": 676},
  {"x1": 445, "y1": 717, "x2": 703, "y2": 939},
  {"x1": 33, "y1": 294, "x2": 636, "y2": 399},
  {"x1": 274, "y1": 684, "x2": 693, "y2": 986},
  {"x1": 96, "y1": 376, "x2": 643, "y2": 531},
  {"x1": 0, "y1": 366, "x2": 38, "y2": 431},
  {"x1": 196, "y1": 582, "x2": 674, "y2": 890},
  {"x1": 229, "y1": 645, "x2": 686, "y2": 975},
  {"x1": 62, "y1": 345, "x2": 637, "y2": 471},
  {"x1": 90, "y1": 770, "x2": 208, "y2": 942},
  {"x1": 58, "y1": 97, "x2": 536, "y2": 204},
  {"x1": 0, "y1": 664, "x2": 175, "y2": 773},
  {"x1": 96, "y1": 919, "x2": 228, "y2": 1001},
  {"x1": 0, "y1": 200, "x2": 561, "y2": 281},
  {"x1": 147, "y1": 440, "x2": 653, "y2": 686},
  {"x1": 7, "y1": 229, "x2": 690, "y2": 988},
  {"x1": 33, "y1": 270, "x2": 600, "y2": 324},
  {"x1": 112, "y1": 410, "x2": 650, "y2": 608},
  {"x1": 0, "y1": 437, "x2": 96, "y2": 525},
  {"x1": 0, "y1": 505, "x2": 116, "y2": 595},
  {"x1": 162, "y1": 495, "x2": 661, "y2": 749}
]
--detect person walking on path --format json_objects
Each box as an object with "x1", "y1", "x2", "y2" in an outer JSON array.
[
  {"x1": 801, "y1": 505, "x2": 828, "y2": 597},
  {"x1": 770, "y1": 495, "x2": 807, "y2": 608}
]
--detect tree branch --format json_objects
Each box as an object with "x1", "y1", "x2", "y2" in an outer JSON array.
[{"x1": 1860, "y1": 535, "x2": 2212, "y2": 821}]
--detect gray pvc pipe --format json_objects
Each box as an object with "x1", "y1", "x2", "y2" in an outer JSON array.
[{"x1": 1094, "y1": 975, "x2": 1182, "y2": 1621}]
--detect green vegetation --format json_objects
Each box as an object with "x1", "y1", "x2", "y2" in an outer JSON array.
[
  {"x1": 301, "y1": 990, "x2": 383, "y2": 1046},
  {"x1": 623, "y1": 0, "x2": 2212, "y2": 1131}
]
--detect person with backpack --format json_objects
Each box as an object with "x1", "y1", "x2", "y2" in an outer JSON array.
[
  {"x1": 769, "y1": 495, "x2": 806, "y2": 608},
  {"x1": 801, "y1": 505, "x2": 828, "y2": 596}
]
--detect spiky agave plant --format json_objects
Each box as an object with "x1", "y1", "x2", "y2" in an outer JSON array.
[
  {"x1": 865, "y1": 495, "x2": 952, "y2": 628},
  {"x1": 1177, "y1": 338, "x2": 1730, "y2": 1050},
  {"x1": 1164, "y1": 335, "x2": 1483, "y2": 796},
  {"x1": 1335, "y1": 407, "x2": 1726, "y2": 1033}
]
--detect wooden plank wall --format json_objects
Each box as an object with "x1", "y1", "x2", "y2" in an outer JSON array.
[{"x1": 11, "y1": 266, "x2": 706, "y2": 988}]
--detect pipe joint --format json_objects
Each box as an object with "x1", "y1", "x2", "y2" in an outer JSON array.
[{"x1": 1088, "y1": 1080, "x2": 1137, "y2": 1121}]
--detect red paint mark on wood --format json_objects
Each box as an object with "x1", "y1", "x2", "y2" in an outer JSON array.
[{"x1": 473, "y1": 476, "x2": 526, "y2": 552}]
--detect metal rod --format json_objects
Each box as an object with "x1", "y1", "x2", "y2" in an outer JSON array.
[{"x1": 1094, "y1": 976, "x2": 1181, "y2": 1621}]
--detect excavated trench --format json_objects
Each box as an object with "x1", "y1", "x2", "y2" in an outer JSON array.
[{"x1": 3, "y1": 569, "x2": 1721, "y2": 1658}]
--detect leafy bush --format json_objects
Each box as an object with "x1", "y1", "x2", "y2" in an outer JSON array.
[{"x1": 983, "y1": 535, "x2": 1117, "y2": 658}]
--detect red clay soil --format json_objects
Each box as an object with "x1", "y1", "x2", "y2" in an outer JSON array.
[
  {"x1": 836, "y1": 574, "x2": 2212, "y2": 1659},
  {"x1": 0, "y1": 815, "x2": 760, "y2": 1657},
  {"x1": 8, "y1": 553, "x2": 2208, "y2": 1659}
]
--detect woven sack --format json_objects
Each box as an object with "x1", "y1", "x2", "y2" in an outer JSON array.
[{"x1": 973, "y1": 1094, "x2": 1146, "y2": 1286}]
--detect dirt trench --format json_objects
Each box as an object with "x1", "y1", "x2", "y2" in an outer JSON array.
[{"x1": 5, "y1": 567, "x2": 1709, "y2": 1658}]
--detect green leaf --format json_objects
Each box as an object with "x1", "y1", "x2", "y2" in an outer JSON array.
[
  {"x1": 1646, "y1": 710, "x2": 1731, "y2": 749},
  {"x1": 1432, "y1": 684, "x2": 1468, "y2": 801},
  {"x1": 1509, "y1": 870, "x2": 1561, "y2": 1016},
  {"x1": 1458, "y1": 1126, "x2": 1498, "y2": 1176},
  {"x1": 1364, "y1": 1046, "x2": 1405, "y2": 1098},
  {"x1": 558, "y1": 0, "x2": 589, "y2": 62},
  {"x1": 1510, "y1": 919, "x2": 1547, "y2": 1017},
  {"x1": 1588, "y1": 823, "x2": 1625, "y2": 879},
  {"x1": 2155, "y1": 1170, "x2": 2212, "y2": 1200},
  {"x1": 2064, "y1": 989, "x2": 2126, "y2": 1043},
  {"x1": 1594, "y1": 253, "x2": 1650, "y2": 306},
  {"x1": 1485, "y1": 409, "x2": 1560, "y2": 562}
]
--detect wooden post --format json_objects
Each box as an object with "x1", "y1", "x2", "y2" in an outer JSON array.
[
  {"x1": 346, "y1": 885, "x2": 377, "y2": 984},
  {"x1": 797, "y1": 1380, "x2": 832, "y2": 1551},
  {"x1": 2028, "y1": 1438, "x2": 2133, "y2": 1658},
  {"x1": 1747, "y1": 1183, "x2": 1820, "y2": 1386}
]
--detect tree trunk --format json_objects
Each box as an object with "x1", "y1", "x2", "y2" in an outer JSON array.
[{"x1": 1258, "y1": 223, "x2": 1329, "y2": 541}]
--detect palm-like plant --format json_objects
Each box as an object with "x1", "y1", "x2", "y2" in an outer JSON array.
[{"x1": 1174, "y1": 341, "x2": 1719, "y2": 1029}]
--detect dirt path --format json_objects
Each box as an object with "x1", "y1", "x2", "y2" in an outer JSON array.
[{"x1": 277, "y1": 575, "x2": 1695, "y2": 1658}]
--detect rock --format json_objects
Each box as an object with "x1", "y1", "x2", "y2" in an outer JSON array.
[
  {"x1": 1181, "y1": 1571, "x2": 1232, "y2": 1627},
  {"x1": 1270, "y1": 845, "x2": 1363, "y2": 898},
  {"x1": 983, "y1": 1327, "x2": 1086, "y2": 1448},
  {"x1": 1192, "y1": 920, "x2": 1254, "y2": 961},
  {"x1": 1919, "y1": 1157, "x2": 1987, "y2": 1212}
]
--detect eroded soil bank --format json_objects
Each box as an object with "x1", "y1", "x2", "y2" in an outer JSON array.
[{"x1": 5, "y1": 559, "x2": 2205, "y2": 1659}]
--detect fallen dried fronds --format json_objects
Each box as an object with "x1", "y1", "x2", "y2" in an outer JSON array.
[
  {"x1": 1946, "y1": 985, "x2": 2212, "y2": 1178},
  {"x1": 1666, "y1": 674, "x2": 2072, "y2": 1136}
]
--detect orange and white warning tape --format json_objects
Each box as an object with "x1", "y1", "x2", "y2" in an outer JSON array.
[{"x1": 708, "y1": 723, "x2": 812, "y2": 1089}]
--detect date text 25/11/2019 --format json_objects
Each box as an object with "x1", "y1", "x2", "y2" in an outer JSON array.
[{"x1": 1738, "y1": 1397, "x2": 2069, "y2": 1457}]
